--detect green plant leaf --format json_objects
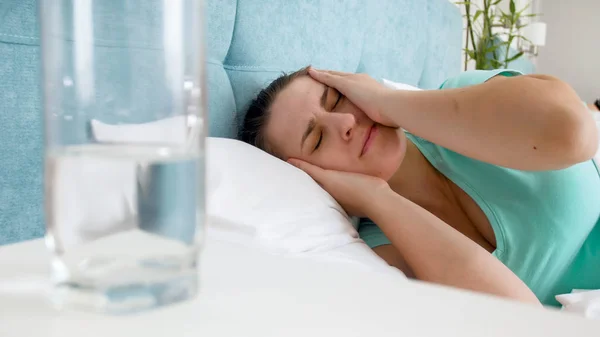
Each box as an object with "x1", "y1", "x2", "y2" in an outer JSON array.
[
  {"x1": 493, "y1": 0, "x2": 502, "y2": 5},
  {"x1": 473, "y1": 10, "x2": 483, "y2": 22},
  {"x1": 467, "y1": 50, "x2": 477, "y2": 59},
  {"x1": 505, "y1": 51, "x2": 525, "y2": 63},
  {"x1": 510, "y1": 0, "x2": 516, "y2": 13},
  {"x1": 501, "y1": 12, "x2": 516, "y2": 26},
  {"x1": 512, "y1": 34, "x2": 533, "y2": 44},
  {"x1": 517, "y1": 3, "x2": 531, "y2": 15},
  {"x1": 463, "y1": 48, "x2": 477, "y2": 59},
  {"x1": 490, "y1": 59, "x2": 504, "y2": 68}
]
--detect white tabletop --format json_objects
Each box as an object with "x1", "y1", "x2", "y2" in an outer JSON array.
[{"x1": 0, "y1": 238, "x2": 598, "y2": 337}]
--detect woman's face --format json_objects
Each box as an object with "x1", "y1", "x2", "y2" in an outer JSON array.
[{"x1": 265, "y1": 75, "x2": 406, "y2": 180}]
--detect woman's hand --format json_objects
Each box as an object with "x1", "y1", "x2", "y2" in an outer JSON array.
[
  {"x1": 308, "y1": 68, "x2": 399, "y2": 128},
  {"x1": 288, "y1": 158, "x2": 392, "y2": 217}
]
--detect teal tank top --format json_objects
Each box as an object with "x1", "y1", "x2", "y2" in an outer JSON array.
[{"x1": 359, "y1": 70, "x2": 600, "y2": 306}]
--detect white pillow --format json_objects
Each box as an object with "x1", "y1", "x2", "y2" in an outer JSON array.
[
  {"x1": 206, "y1": 137, "x2": 359, "y2": 253},
  {"x1": 382, "y1": 79, "x2": 422, "y2": 91},
  {"x1": 90, "y1": 115, "x2": 199, "y2": 145},
  {"x1": 91, "y1": 117, "x2": 181, "y2": 144},
  {"x1": 91, "y1": 117, "x2": 361, "y2": 254}
]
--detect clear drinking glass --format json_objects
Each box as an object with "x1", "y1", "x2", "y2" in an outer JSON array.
[{"x1": 40, "y1": 0, "x2": 205, "y2": 314}]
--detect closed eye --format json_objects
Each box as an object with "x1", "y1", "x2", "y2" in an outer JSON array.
[
  {"x1": 314, "y1": 92, "x2": 343, "y2": 151},
  {"x1": 314, "y1": 131, "x2": 323, "y2": 151},
  {"x1": 332, "y1": 92, "x2": 343, "y2": 110}
]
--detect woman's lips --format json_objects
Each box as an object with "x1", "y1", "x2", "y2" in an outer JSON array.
[{"x1": 361, "y1": 124, "x2": 378, "y2": 156}]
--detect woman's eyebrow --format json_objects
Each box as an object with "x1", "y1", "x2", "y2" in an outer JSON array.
[{"x1": 300, "y1": 85, "x2": 329, "y2": 151}]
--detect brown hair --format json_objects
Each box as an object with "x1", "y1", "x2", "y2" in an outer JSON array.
[{"x1": 238, "y1": 66, "x2": 310, "y2": 157}]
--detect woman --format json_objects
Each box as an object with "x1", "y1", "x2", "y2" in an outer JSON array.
[{"x1": 239, "y1": 66, "x2": 600, "y2": 307}]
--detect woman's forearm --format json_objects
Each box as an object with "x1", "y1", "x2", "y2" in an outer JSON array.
[
  {"x1": 383, "y1": 75, "x2": 598, "y2": 170},
  {"x1": 366, "y1": 189, "x2": 540, "y2": 305}
]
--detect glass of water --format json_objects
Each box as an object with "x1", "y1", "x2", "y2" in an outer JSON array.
[{"x1": 40, "y1": 0, "x2": 205, "y2": 313}]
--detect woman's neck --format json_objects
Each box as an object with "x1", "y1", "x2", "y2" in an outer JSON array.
[{"x1": 387, "y1": 137, "x2": 450, "y2": 209}]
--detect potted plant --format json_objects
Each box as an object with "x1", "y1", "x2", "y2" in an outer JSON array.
[{"x1": 457, "y1": 0, "x2": 540, "y2": 70}]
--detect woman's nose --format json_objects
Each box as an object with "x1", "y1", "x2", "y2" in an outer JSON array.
[{"x1": 328, "y1": 113, "x2": 356, "y2": 141}]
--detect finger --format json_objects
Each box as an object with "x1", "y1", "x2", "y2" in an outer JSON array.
[
  {"x1": 308, "y1": 68, "x2": 349, "y2": 94},
  {"x1": 287, "y1": 159, "x2": 326, "y2": 182},
  {"x1": 313, "y1": 69, "x2": 352, "y2": 77}
]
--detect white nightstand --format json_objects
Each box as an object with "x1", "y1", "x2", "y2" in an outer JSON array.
[{"x1": 0, "y1": 236, "x2": 598, "y2": 337}]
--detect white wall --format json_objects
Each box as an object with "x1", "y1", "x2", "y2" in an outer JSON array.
[{"x1": 535, "y1": 0, "x2": 600, "y2": 102}]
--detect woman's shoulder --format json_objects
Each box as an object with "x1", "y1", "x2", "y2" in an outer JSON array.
[{"x1": 440, "y1": 69, "x2": 523, "y2": 90}]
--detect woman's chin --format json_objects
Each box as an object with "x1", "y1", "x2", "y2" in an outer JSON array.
[{"x1": 373, "y1": 130, "x2": 407, "y2": 181}]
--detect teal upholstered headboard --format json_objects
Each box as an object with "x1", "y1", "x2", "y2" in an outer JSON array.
[{"x1": 0, "y1": 0, "x2": 462, "y2": 245}]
